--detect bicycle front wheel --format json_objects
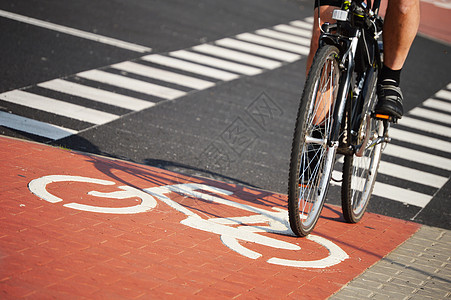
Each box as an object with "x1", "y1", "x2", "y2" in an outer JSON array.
[{"x1": 288, "y1": 45, "x2": 341, "y2": 237}]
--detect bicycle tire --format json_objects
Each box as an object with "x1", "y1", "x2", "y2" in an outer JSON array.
[
  {"x1": 288, "y1": 45, "x2": 341, "y2": 237},
  {"x1": 341, "y1": 74, "x2": 383, "y2": 223}
]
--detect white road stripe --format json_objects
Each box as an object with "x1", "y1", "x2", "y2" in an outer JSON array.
[
  {"x1": 215, "y1": 38, "x2": 301, "y2": 62},
  {"x1": 408, "y1": 107, "x2": 451, "y2": 125},
  {"x1": 112, "y1": 61, "x2": 215, "y2": 90},
  {"x1": 0, "y1": 111, "x2": 77, "y2": 140},
  {"x1": 331, "y1": 170, "x2": 431, "y2": 207},
  {"x1": 378, "y1": 160, "x2": 448, "y2": 188},
  {"x1": 399, "y1": 116, "x2": 451, "y2": 138},
  {"x1": 236, "y1": 33, "x2": 310, "y2": 55},
  {"x1": 192, "y1": 44, "x2": 282, "y2": 69},
  {"x1": 389, "y1": 127, "x2": 451, "y2": 153},
  {"x1": 383, "y1": 143, "x2": 451, "y2": 170},
  {"x1": 422, "y1": 98, "x2": 451, "y2": 113},
  {"x1": 289, "y1": 20, "x2": 313, "y2": 30},
  {"x1": 0, "y1": 9, "x2": 151, "y2": 53},
  {"x1": 305, "y1": 17, "x2": 315, "y2": 23},
  {"x1": 255, "y1": 28, "x2": 311, "y2": 46},
  {"x1": 435, "y1": 89, "x2": 451, "y2": 101},
  {"x1": 77, "y1": 69, "x2": 186, "y2": 100},
  {"x1": 142, "y1": 54, "x2": 239, "y2": 81},
  {"x1": 273, "y1": 24, "x2": 312, "y2": 38},
  {"x1": 38, "y1": 79, "x2": 154, "y2": 111},
  {"x1": 372, "y1": 181, "x2": 431, "y2": 207},
  {"x1": 170, "y1": 50, "x2": 262, "y2": 76},
  {"x1": 0, "y1": 90, "x2": 117, "y2": 124}
]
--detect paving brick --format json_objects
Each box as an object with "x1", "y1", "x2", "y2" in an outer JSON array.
[
  {"x1": 408, "y1": 294, "x2": 436, "y2": 300},
  {"x1": 340, "y1": 286, "x2": 374, "y2": 297}
]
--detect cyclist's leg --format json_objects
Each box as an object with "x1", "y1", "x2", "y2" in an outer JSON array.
[
  {"x1": 306, "y1": 0, "x2": 341, "y2": 74},
  {"x1": 383, "y1": 0, "x2": 420, "y2": 70},
  {"x1": 308, "y1": 2, "x2": 341, "y2": 125},
  {"x1": 375, "y1": 0, "x2": 420, "y2": 118}
]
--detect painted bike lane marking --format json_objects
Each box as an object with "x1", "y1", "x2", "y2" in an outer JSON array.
[{"x1": 28, "y1": 175, "x2": 349, "y2": 269}]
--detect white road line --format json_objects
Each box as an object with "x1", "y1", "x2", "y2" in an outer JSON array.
[
  {"x1": 408, "y1": 107, "x2": 451, "y2": 125},
  {"x1": 255, "y1": 28, "x2": 311, "y2": 46},
  {"x1": 289, "y1": 20, "x2": 313, "y2": 30},
  {"x1": 372, "y1": 181, "x2": 431, "y2": 207},
  {"x1": 383, "y1": 143, "x2": 451, "y2": 170},
  {"x1": 0, "y1": 9, "x2": 151, "y2": 53},
  {"x1": 142, "y1": 54, "x2": 239, "y2": 81},
  {"x1": 0, "y1": 90, "x2": 117, "y2": 124},
  {"x1": 305, "y1": 16, "x2": 315, "y2": 23},
  {"x1": 399, "y1": 116, "x2": 451, "y2": 138},
  {"x1": 0, "y1": 111, "x2": 77, "y2": 140},
  {"x1": 38, "y1": 79, "x2": 154, "y2": 111},
  {"x1": 112, "y1": 61, "x2": 215, "y2": 90},
  {"x1": 422, "y1": 98, "x2": 451, "y2": 113},
  {"x1": 192, "y1": 44, "x2": 282, "y2": 69},
  {"x1": 273, "y1": 24, "x2": 312, "y2": 38},
  {"x1": 236, "y1": 33, "x2": 310, "y2": 55},
  {"x1": 215, "y1": 38, "x2": 301, "y2": 62},
  {"x1": 77, "y1": 69, "x2": 186, "y2": 100},
  {"x1": 331, "y1": 170, "x2": 431, "y2": 207},
  {"x1": 378, "y1": 160, "x2": 448, "y2": 188},
  {"x1": 170, "y1": 50, "x2": 262, "y2": 76},
  {"x1": 435, "y1": 89, "x2": 451, "y2": 101},
  {"x1": 389, "y1": 127, "x2": 451, "y2": 153}
]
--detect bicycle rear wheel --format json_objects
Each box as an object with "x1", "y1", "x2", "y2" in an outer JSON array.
[
  {"x1": 341, "y1": 108, "x2": 383, "y2": 223},
  {"x1": 288, "y1": 45, "x2": 341, "y2": 237}
]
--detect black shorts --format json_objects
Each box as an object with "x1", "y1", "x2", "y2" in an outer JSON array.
[{"x1": 314, "y1": 0, "x2": 343, "y2": 8}]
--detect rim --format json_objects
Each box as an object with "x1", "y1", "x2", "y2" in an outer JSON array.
[
  {"x1": 298, "y1": 54, "x2": 340, "y2": 228},
  {"x1": 350, "y1": 119, "x2": 383, "y2": 216}
]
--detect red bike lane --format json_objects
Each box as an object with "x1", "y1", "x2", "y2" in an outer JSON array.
[{"x1": 0, "y1": 136, "x2": 420, "y2": 299}]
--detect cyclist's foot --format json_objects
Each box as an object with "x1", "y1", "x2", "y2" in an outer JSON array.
[
  {"x1": 374, "y1": 79, "x2": 404, "y2": 119},
  {"x1": 299, "y1": 126, "x2": 324, "y2": 188}
]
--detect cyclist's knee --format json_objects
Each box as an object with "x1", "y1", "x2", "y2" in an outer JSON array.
[{"x1": 387, "y1": 0, "x2": 420, "y2": 16}]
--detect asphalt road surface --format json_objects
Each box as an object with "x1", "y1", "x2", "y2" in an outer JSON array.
[{"x1": 1, "y1": 0, "x2": 450, "y2": 229}]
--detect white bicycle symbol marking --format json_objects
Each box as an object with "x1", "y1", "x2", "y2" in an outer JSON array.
[{"x1": 29, "y1": 175, "x2": 349, "y2": 268}]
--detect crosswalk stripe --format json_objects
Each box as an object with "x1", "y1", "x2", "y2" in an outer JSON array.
[
  {"x1": 435, "y1": 89, "x2": 451, "y2": 101},
  {"x1": 38, "y1": 79, "x2": 154, "y2": 111},
  {"x1": 0, "y1": 90, "x2": 118, "y2": 124},
  {"x1": 331, "y1": 170, "x2": 431, "y2": 207},
  {"x1": 254, "y1": 28, "x2": 311, "y2": 46},
  {"x1": 111, "y1": 61, "x2": 215, "y2": 90},
  {"x1": 235, "y1": 32, "x2": 310, "y2": 55},
  {"x1": 273, "y1": 24, "x2": 312, "y2": 38},
  {"x1": 142, "y1": 54, "x2": 239, "y2": 81},
  {"x1": 384, "y1": 143, "x2": 451, "y2": 170},
  {"x1": 389, "y1": 127, "x2": 451, "y2": 153},
  {"x1": 215, "y1": 38, "x2": 301, "y2": 62},
  {"x1": 169, "y1": 50, "x2": 262, "y2": 76},
  {"x1": 0, "y1": 111, "x2": 77, "y2": 140},
  {"x1": 192, "y1": 44, "x2": 282, "y2": 69},
  {"x1": 378, "y1": 160, "x2": 448, "y2": 188},
  {"x1": 77, "y1": 69, "x2": 186, "y2": 100},
  {"x1": 422, "y1": 98, "x2": 451, "y2": 113},
  {"x1": 408, "y1": 107, "x2": 451, "y2": 125},
  {"x1": 289, "y1": 20, "x2": 313, "y2": 30},
  {"x1": 372, "y1": 181, "x2": 431, "y2": 207},
  {"x1": 399, "y1": 116, "x2": 451, "y2": 138},
  {"x1": 304, "y1": 16, "x2": 315, "y2": 23}
]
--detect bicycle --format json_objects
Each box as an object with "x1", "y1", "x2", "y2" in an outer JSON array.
[{"x1": 288, "y1": 0, "x2": 394, "y2": 237}]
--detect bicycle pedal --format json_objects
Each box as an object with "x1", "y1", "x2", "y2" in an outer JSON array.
[{"x1": 372, "y1": 113, "x2": 398, "y2": 123}]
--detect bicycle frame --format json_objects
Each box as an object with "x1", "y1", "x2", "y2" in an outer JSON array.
[{"x1": 316, "y1": 0, "x2": 384, "y2": 151}]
